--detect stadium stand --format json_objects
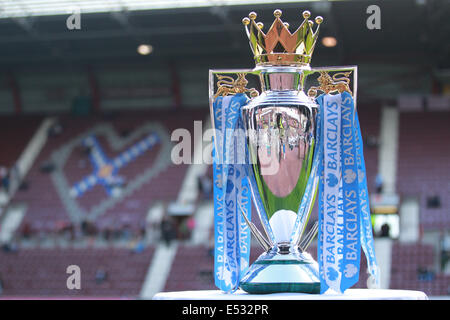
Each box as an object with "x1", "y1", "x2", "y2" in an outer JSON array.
[
  {"x1": 0, "y1": 116, "x2": 42, "y2": 168},
  {"x1": 0, "y1": 0, "x2": 448, "y2": 301},
  {"x1": 0, "y1": 109, "x2": 204, "y2": 298},
  {"x1": 397, "y1": 111, "x2": 450, "y2": 231},
  {"x1": 357, "y1": 103, "x2": 382, "y2": 195},
  {"x1": 1, "y1": 102, "x2": 449, "y2": 299},
  {"x1": 0, "y1": 247, "x2": 154, "y2": 297},
  {"x1": 11, "y1": 109, "x2": 207, "y2": 240},
  {"x1": 164, "y1": 244, "x2": 215, "y2": 292},
  {"x1": 390, "y1": 242, "x2": 450, "y2": 296}
]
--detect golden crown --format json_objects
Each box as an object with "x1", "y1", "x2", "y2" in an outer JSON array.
[{"x1": 242, "y1": 9, "x2": 323, "y2": 66}]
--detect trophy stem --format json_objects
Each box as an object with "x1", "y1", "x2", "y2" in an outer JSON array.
[
  {"x1": 238, "y1": 201, "x2": 271, "y2": 252},
  {"x1": 299, "y1": 221, "x2": 318, "y2": 252}
]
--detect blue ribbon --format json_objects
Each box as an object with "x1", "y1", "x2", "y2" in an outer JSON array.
[
  {"x1": 212, "y1": 94, "x2": 252, "y2": 293},
  {"x1": 339, "y1": 92, "x2": 362, "y2": 291},
  {"x1": 353, "y1": 106, "x2": 380, "y2": 288},
  {"x1": 317, "y1": 92, "x2": 379, "y2": 293}
]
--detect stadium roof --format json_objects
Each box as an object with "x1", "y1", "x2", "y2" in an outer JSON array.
[
  {"x1": 0, "y1": 0, "x2": 447, "y2": 74},
  {"x1": 0, "y1": 0, "x2": 330, "y2": 18}
]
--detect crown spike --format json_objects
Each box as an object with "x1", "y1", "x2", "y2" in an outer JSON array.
[
  {"x1": 274, "y1": 9, "x2": 282, "y2": 18},
  {"x1": 242, "y1": 9, "x2": 324, "y2": 66},
  {"x1": 302, "y1": 10, "x2": 311, "y2": 19}
]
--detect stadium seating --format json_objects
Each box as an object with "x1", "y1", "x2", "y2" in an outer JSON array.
[
  {"x1": 0, "y1": 115, "x2": 42, "y2": 168},
  {"x1": 390, "y1": 242, "x2": 450, "y2": 296},
  {"x1": 12, "y1": 109, "x2": 207, "y2": 237},
  {"x1": 0, "y1": 109, "x2": 211, "y2": 298},
  {"x1": 1, "y1": 105, "x2": 449, "y2": 298},
  {"x1": 164, "y1": 244, "x2": 215, "y2": 292},
  {"x1": 357, "y1": 103, "x2": 382, "y2": 195},
  {"x1": 397, "y1": 111, "x2": 450, "y2": 230},
  {"x1": 0, "y1": 247, "x2": 154, "y2": 297}
]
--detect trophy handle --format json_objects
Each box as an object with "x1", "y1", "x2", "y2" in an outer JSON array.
[
  {"x1": 208, "y1": 69, "x2": 261, "y2": 156},
  {"x1": 213, "y1": 73, "x2": 259, "y2": 99},
  {"x1": 305, "y1": 66, "x2": 358, "y2": 105},
  {"x1": 209, "y1": 69, "x2": 260, "y2": 102}
]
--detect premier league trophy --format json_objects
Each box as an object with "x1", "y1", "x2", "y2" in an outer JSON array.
[{"x1": 209, "y1": 9, "x2": 379, "y2": 294}]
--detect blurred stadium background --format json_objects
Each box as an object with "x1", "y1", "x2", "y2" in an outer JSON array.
[{"x1": 0, "y1": 0, "x2": 449, "y2": 299}]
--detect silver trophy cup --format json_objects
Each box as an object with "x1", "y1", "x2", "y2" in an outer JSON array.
[
  {"x1": 209, "y1": 9, "x2": 356, "y2": 294},
  {"x1": 239, "y1": 65, "x2": 320, "y2": 294}
]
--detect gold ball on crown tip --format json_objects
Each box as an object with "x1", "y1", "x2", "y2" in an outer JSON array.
[
  {"x1": 315, "y1": 16, "x2": 323, "y2": 24},
  {"x1": 274, "y1": 9, "x2": 282, "y2": 18},
  {"x1": 242, "y1": 17, "x2": 250, "y2": 25},
  {"x1": 283, "y1": 22, "x2": 290, "y2": 28},
  {"x1": 249, "y1": 12, "x2": 257, "y2": 20},
  {"x1": 257, "y1": 22, "x2": 264, "y2": 29},
  {"x1": 303, "y1": 10, "x2": 311, "y2": 19}
]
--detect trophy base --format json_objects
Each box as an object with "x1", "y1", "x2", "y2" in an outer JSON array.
[{"x1": 239, "y1": 245, "x2": 320, "y2": 294}]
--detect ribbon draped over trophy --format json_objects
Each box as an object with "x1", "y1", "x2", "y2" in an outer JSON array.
[
  {"x1": 315, "y1": 92, "x2": 379, "y2": 293},
  {"x1": 212, "y1": 89, "x2": 379, "y2": 294},
  {"x1": 212, "y1": 94, "x2": 252, "y2": 293}
]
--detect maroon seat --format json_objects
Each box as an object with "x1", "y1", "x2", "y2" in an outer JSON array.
[
  {"x1": 390, "y1": 242, "x2": 450, "y2": 296},
  {"x1": 0, "y1": 115, "x2": 42, "y2": 168},
  {"x1": 0, "y1": 247, "x2": 155, "y2": 297},
  {"x1": 397, "y1": 111, "x2": 450, "y2": 230},
  {"x1": 163, "y1": 244, "x2": 215, "y2": 291}
]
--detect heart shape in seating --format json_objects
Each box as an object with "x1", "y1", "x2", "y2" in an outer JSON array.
[{"x1": 50, "y1": 122, "x2": 172, "y2": 223}]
